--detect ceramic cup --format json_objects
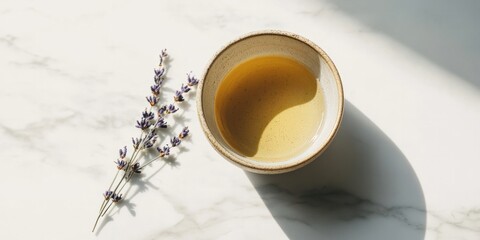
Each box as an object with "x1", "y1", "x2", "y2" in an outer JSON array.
[{"x1": 197, "y1": 30, "x2": 344, "y2": 174}]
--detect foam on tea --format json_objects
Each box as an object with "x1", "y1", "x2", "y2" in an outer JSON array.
[{"x1": 215, "y1": 55, "x2": 325, "y2": 162}]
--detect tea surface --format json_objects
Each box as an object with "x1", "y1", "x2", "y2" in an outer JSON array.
[{"x1": 215, "y1": 56, "x2": 324, "y2": 162}]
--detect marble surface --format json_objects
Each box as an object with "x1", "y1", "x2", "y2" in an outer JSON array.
[{"x1": 1, "y1": 0, "x2": 479, "y2": 239}]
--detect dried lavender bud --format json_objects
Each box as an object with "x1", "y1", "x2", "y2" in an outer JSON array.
[
  {"x1": 181, "y1": 84, "x2": 190, "y2": 93},
  {"x1": 179, "y1": 127, "x2": 189, "y2": 139},
  {"x1": 187, "y1": 72, "x2": 199, "y2": 86},
  {"x1": 174, "y1": 91, "x2": 184, "y2": 102},
  {"x1": 132, "y1": 137, "x2": 141, "y2": 149},
  {"x1": 146, "y1": 96, "x2": 158, "y2": 106},
  {"x1": 160, "y1": 49, "x2": 168, "y2": 58},
  {"x1": 132, "y1": 163, "x2": 141, "y2": 174},
  {"x1": 143, "y1": 131, "x2": 157, "y2": 149},
  {"x1": 119, "y1": 146, "x2": 127, "y2": 159},
  {"x1": 146, "y1": 130, "x2": 157, "y2": 139},
  {"x1": 170, "y1": 136, "x2": 181, "y2": 147},
  {"x1": 155, "y1": 117, "x2": 167, "y2": 128},
  {"x1": 167, "y1": 104, "x2": 178, "y2": 114},
  {"x1": 142, "y1": 109, "x2": 155, "y2": 120},
  {"x1": 144, "y1": 141, "x2": 154, "y2": 149},
  {"x1": 135, "y1": 118, "x2": 151, "y2": 130},
  {"x1": 103, "y1": 190, "x2": 113, "y2": 200},
  {"x1": 156, "y1": 145, "x2": 170, "y2": 157},
  {"x1": 153, "y1": 67, "x2": 165, "y2": 85},
  {"x1": 150, "y1": 84, "x2": 161, "y2": 96},
  {"x1": 154, "y1": 75, "x2": 164, "y2": 85},
  {"x1": 154, "y1": 67, "x2": 165, "y2": 78},
  {"x1": 158, "y1": 105, "x2": 167, "y2": 116},
  {"x1": 115, "y1": 159, "x2": 127, "y2": 170},
  {"x1": 158, "y1": 49, "x2": 168, "y2": 66},
  {"x1": 112, "y1": 193, "x2": 123, "y2": 203}
]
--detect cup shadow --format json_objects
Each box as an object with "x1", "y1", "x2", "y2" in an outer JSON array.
[{"x1": 246, "y1": 101, "x2": 426, "y2": 240}]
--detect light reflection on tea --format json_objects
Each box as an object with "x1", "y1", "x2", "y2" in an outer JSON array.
[{"x1": 215, "y1": 56, "x2": 325, "y2": 162}]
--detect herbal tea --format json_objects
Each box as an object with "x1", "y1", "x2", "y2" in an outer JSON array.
[{"x1": 215, "y1": 56, "x2": 324, "y2": 162}]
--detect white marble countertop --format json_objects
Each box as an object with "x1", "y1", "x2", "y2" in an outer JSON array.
[{"x1": 1, "y1": 0, "x2": 479, "y2": 239}]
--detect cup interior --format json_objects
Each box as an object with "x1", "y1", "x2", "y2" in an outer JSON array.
[{"x1": 198, "y1": 31, "x2": 343, "y2": 173}]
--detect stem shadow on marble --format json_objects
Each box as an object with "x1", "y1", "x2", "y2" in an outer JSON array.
[{"x1": 246, "y1": 101, "x2": 426, "y2": 240}]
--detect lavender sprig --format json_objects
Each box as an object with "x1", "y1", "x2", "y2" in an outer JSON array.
[
  {"x1": 155, "y1": 117, "x2": 167, "y2": 128},
  {"x1": 143, "y1": 130, "x2": 157, "y2": 149},
  {"x1": 157, "y1": 145, "x2": 170, "y2": 157},
  {"x1": 158, "y1": 49, "x2": 168, "y2": 67},
  {"x1": 142, "y1": 109, "x2": 155, "y2": 120},
  {"x1": 115, "y1": 159, "x2": 127, "y2": 170},
  {"x1": 103, "y1": 191, "x2": 113, "y2": 200},
  {"x1": 132, "y1": 137, "x2": 141, "y2": 149},
  {"x1": 112, "y1": 193, "x2": 123, "y2": 203},
  {"x1": 181, "y1": 84, "x2": 190, "y2": 93},
  {"x1": 187, "y1": 72, "x2": 200, "y2": 86},
  {"x1": 170, "y1": 136, "x2": 181, "y2": 147},
  {"x1": 119, "y1": 146, "x2": 127, "y2": 159},
  {"x1": 158, "y1": 105, "x2": 167, "y2": 116},
  {"x1": 146, "y1": 96, "x2": 158, "y2": 106},
  {"x1": 135, "y1": 118, "x2": 151, "y2": 130},
  {"x1": 154, "y1": 50, "x2": 167, "y2": 84},
  {"x1": 179, "y1": 127, "x2": 189, "y2": 139},
  {"x1": 93, "y1": 51, "x2": 199, "y2": 233},
  {"x1": 174, "y1": 90, "x2": 184, "y2": 102},
  {"x1": 151, "y1": 84, "x2": 161, "y2": 95},
  {"x1": 167, "y1": 104, "x2": 178, "y2": 114}
]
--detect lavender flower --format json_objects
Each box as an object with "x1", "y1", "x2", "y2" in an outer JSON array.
[
  {"x1": 170, "y1": 136, "x2": 181, "y2": 147},
  {"x1": 103, "y1": 190, "x2": 113, "y2": 200},
  {"x1": 146, "y1": 96, "x2": 158, "y2": 106},
  {"x1": 157, "y1": 145, "x2": 170, "y2": 157},
  {"x1": 135, "y1": 118, "x2": 151, "y2": 130},
  {"x1": 154, "y1": 67, "x2": 165, "y2": 78},
  {"x1": 158, "y1": 105, "x2": 167, "y2": 116},
  {"x1": 158, "y1": 49, "x2": 168, "y2": 66},
  {"x1": 151, "y1": 84, "x2": 161, "y2": 96},
  {"x1": 179, "y1": 127, "x2": 189, "y2": 139},
  {"x1": 160, "y1": 49, "x2": 168, "y2": 58},
  {"x1": 143, "y1": 131, "x2": 157, "y2": 149},
  {"x1": 144, "y1": 141, "x2": 154, "y2": 149},
  {"x1": 132, "y1": 163, "x2": 141, "y2": 174},
  {"x1": 187, "y1": 72, "x2": 199, "y2": 86},
  {"x1": 174, "y1": 91, "x2": 184, "y2": 102},
  {"x1": 115, "y1": 159, "x2": 127, "y2": 170},
  {"x1": 155, "y1": 117, "x2": 167, "y2": 128},
  {"x1": 145, "y1": 130, "x2": 157, "y2": 141},
  {"x1": 132, "y1": 137, "x2": 142, "y2": 149},
  {"x1": 167, "y1": 104, "x2": 178, "y2": 114},
  {"x1": 181, "y1": 84, "x2": 190, "y2": 93},
  {"x1": 154, "y1": 75, "x2": 164, "y2": 85},
  {"x1": 119, "y1": 146, "x2": 127, "y2": 159},
  {"x1": 112, "y1": 193, "x2": 123, "y2": 203},
  {"x1": 154, "y1": 65, "x2": 166, "y2": 84},
  {"x1": 142, "y1": 109, "x2": 155, "y2": 120}
]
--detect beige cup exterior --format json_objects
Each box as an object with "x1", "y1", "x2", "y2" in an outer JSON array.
[{"x1": 197, "y1": 30, "x2": 344, "y2": 174}]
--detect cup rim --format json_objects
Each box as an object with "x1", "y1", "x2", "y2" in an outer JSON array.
[{"x1": 196, "y1": 30, "x2": 344, "y2": 174}]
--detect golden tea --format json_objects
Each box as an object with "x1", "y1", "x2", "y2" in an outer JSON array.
[{"x1": 215, "y1": 55, "x2": 325, "y2": 162}]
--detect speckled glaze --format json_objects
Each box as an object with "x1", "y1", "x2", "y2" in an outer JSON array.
[{"x1": 197, "y1": 30, "x2": 344, "y2": 174}]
